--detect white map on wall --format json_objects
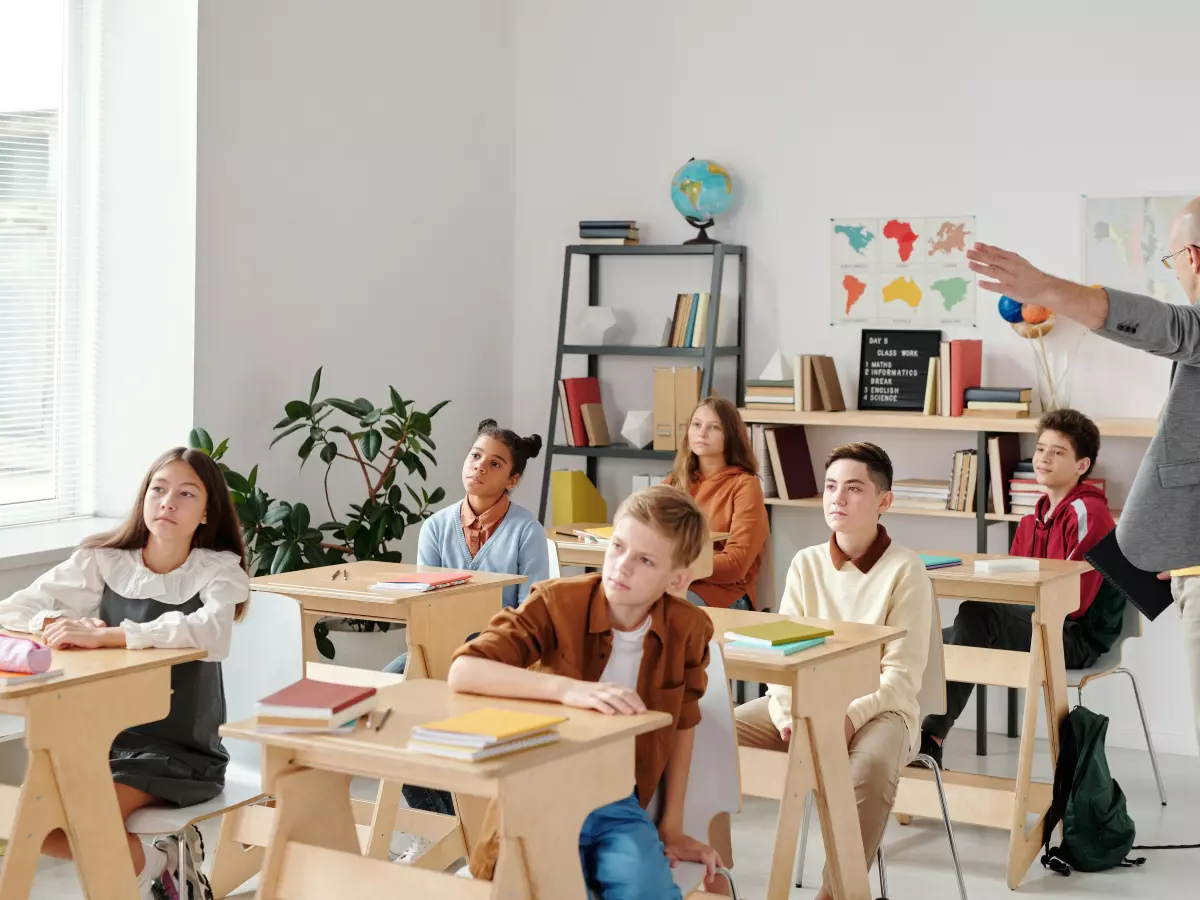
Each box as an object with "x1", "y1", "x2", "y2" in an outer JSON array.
[{"x1": 1083, "y1": 195, "x2": 1193, "y2": 304}]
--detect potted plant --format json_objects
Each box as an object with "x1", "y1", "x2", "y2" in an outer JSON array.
[{"x1": 191, "y1": 367, "x2": 449, "y2": 661}]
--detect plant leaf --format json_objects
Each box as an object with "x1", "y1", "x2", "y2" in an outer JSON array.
[
  {"x1": 389, "y1": 387, "x2": 404, "y2": 415},
  {"x1": 420, "y1": 447, "x2": 437, "y2": 466},
  {"x1": 189, "y1": 427, "x2": 214, "y2": 454},
  {"x1": 362, "y1": 429, "x2": 382, "y2": 461},
  {"x1": 382, "y1": 466, "x2": 397, "y2": 490},
  {"x1": 263, "y1": 504, "x2": 292, "y2": 527},
  {"x1": 381, "y1": 423, "x2": 404, "y2": 442},
  {"x1": 297, "y1": 435, "x2": 316, "y2": 466},
  {"x1": 429, "y1": 486, "x2": 446, "y2": 504},
  {"x1": 309, "y1": 367, "x2": 323, "y2": 405},
  {"x1": 273, "y1": 415, "x2": 295, "y2": 429},
  {"x1": 212, "y1": 438, "x2": 229, "y2": 460},
  {"x1": 320, "y1": 442, "x2": 338, "y2": 464},
  {"x1": 224, "y1": 470, "x2": 252, "y2": 494},
  {"x1": 316, "y1": 635, "x2": 336, "y2": 660},
  {"x1": 248, "y1": 464, "x2": 258, "y2": 490},
  {"x1": 270, "y1": 421, "x2": 307, "y2": 448},
  {"x1": 325, "y1": 398, "x2": 364, "y2": 417},
  {"x1": 290, "y1": 504, "x2": 310, "y2": 535},
  {"x1": 344, "y1": 520, "x2": 360, "y2": 540},
  {"x1": 361, "y1": 409, "x2": 382, "y2": 426},
  {"x1": 410, "y1": 412, "x2": 432, "y2": 436},
  {"x1": 284, "y1": 400, "x2": 312, "y2": 420},
  {"x1": 271, "y1": 542, "x2": 299, "y2": 574},
  {"x1": 412, "y1": 457, "x2": 427, "y2": 480},
  {"x1": 302, "y1": 542, "x2": 328, "y2": 568},
  {"x1": 355, "y1": 398, "x2": 374, "y2": 414},
  {"x1": 390, "y1": 517, "x2": 405, "y2": 540},
  {"x1": 427, "y1": 399, "x2": 450, "y2": 418}
]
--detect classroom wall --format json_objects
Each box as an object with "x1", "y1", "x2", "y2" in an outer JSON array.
[
  {"x1": 195, "y1": 0, "x2": 515, "y2": 734},
  {"x1": 509, "y1": 0, "x2": 1200, "y2": 754}
]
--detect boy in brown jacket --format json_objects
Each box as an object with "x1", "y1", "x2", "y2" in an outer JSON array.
[{"x1": 449, "y1": 486, "x2": 721, "y2": 898}]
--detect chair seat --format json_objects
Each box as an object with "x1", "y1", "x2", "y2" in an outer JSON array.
[
  {"x1": 1066, "y1": 658, "x2": 1121, "y2": 686},
  {"x1": 125, "y1": 774, "x2": 265, "y2": 835},
  {"x1": 671, "y1": 860, "x2": 707, "y2": 894}
]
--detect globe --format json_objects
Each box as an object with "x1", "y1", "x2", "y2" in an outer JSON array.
[{"x1": 670, "y1": 158, "x2": 735, "y2": 243}]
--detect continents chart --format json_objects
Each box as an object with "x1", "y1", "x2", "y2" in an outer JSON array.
[{"x1": 831, "y1": 216, "x2": 976, "y2": 325}]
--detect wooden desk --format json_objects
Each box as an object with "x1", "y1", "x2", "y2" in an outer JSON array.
[
  {"x1": 893, "y1": 553, "x2": 1088, "y2": 889},
  {"x1": 251, "y1": 562, "x2": 525, "y2": 678},
  {"x1": 549, "y1": 524, "x2": 730, "y2": 596},
  {"x1": 221, "y1": 678, "x2": 670, "y2": 900},
  {"x1": 0, "y1": 641, "x2": 205, "y2": 900},
  {"x1": 705, "y1": 607, "x2": 903, "y2": 900}
]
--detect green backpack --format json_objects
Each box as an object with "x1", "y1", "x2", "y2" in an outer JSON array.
[{"x1": 1041, "y1": 705, "x2": 1143, "y2": 875}]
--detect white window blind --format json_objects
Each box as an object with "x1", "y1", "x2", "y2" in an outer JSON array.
[{"x1": 0, "y1": 0, "x2": 93, "y2": 528}]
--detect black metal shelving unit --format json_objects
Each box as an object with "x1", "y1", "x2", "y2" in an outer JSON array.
[{"x1": 537, "y1": 244, "x2": 747, "y2": 521}]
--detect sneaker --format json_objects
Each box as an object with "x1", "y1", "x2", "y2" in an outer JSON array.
[
  {"x1": 152, "y1": 837, "x2": 180, "y2": 900},
  {"x1": 137, "y1": 840, "x2": 169, "y2": 900},
  {"x1": 396, "y1": 836, "x2": 434, "y2": 864},
  {"x1": 918, "y1": 730, "x2": 944, "y2": 770}
]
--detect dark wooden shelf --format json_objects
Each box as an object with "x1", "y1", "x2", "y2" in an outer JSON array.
[
  {"x1": 567, "y1": 244, "x2": 747, "y2": 256},
  {"x1": 562, "y1": 345, "x2": 742, "y2": 358}
]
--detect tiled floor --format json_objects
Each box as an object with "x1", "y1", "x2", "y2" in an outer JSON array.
[{"x1": 21, "y1": 731, "x2": 1199, "y2": 898}]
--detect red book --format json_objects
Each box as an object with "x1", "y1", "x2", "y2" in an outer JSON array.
[
  {"x1": 561, "y1": 377, "x2": 602, "y2": 451},
  {"x1": 371, "y1": 572, "x2": 472, "y2": 590},
  {"x1": 948, "y1": 339, "x2": 983, "y2": 417},
  {"x1": 257, "y1": 679, "x2": 376, "y2": 716}
]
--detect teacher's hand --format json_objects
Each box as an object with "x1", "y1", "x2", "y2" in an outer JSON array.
[{"x1": 967, "y1": 243, "x2": 1056, "y2": 304}]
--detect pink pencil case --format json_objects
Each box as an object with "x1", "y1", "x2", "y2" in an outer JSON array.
[{"x1": 0, "y1": 635, "x2": 53, "y2": 674}]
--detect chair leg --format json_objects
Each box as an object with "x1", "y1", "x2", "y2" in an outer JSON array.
[
  {"x1": 714, "y1": 866, "x2": 741, "y2": 900},
  {"x1": 914, "y1": 753, "x2": 969, "y2": 900},
  {"x1": 1117, "y1": 667, "x2": 1167, "y2": 806},
  {"x1": 794, "y1": 790, "x2": 813, "y2": 888},
  {"x1": 876, "y1": 844, "x2": 889, "y2": 899}
]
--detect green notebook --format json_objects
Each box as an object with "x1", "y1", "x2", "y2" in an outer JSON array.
[{"x1": 725, "y1": 621, "x2": 834, "y2": 647}]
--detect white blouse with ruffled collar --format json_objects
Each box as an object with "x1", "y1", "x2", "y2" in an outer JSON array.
[{"x1": 0, "y1": 548, "x2": 249, "y2": 661}]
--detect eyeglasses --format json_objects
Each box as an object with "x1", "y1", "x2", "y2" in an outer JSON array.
[{"x1": 1161, "y1": 246, "x2": 1197, "y2": 269}]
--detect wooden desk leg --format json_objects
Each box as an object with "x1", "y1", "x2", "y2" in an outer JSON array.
[
  {"x1": 406, "y1": 586, "x2": 504, "y2": 682},
  {"x1": 365, "y1": 779, "x2": 403, "y2": 860},
  {"x1": 0, "y1": 750, "x2": 67, "y2": 900},
  {"x1": 1006, "y1": 623, "x2": 1051, "y2": 889},
  {"x1": 764, "y1": 718, "x2": 815, "y2": 900},
  {"x1": 808, "y1": 712, "x2": 872, "y2": 900},
  {"x1": 301, "y1": 608, "x2": 323, "y2": 665},
  {"x1": 258, "y1": 766, "x2": 361, "y2": 898}
]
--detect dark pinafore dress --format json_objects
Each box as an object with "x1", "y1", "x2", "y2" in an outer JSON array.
[{"x1": 100, "y1": 584, "x2": 228, "y2": 806}]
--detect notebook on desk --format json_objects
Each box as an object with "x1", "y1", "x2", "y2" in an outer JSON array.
[{"x1": 1083, "y1": 529, "x2": 1173, "y2": 621}]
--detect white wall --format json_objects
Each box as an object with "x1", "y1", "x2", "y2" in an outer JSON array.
[
  {"x1": 196, "y1": 1, "x2": 515, "y2": 706},
  {"x1": 511, "y1": 0, "x2": 1199, "y2": 754}
]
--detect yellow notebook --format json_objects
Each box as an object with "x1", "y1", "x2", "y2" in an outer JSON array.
[
  {"x1": 581, "y1": 525, "x2": 614, "y2": 541},
  {"x1": 726, "y1": 621, "x2": 833, "y2": 647},
  {"x1": 412, "y1": 708, "x2": 567, "y2": 747}
]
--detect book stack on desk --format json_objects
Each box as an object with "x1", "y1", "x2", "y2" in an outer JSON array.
[
  {"x1": 408, "y1": 708, "x2": 567, "y2": 762},
  {"x1": 723, "y1": 621, "x2": 833, "y2": 657},
  {"x1": 255, "y1": 679, "x2": 378, "y2": 734}
]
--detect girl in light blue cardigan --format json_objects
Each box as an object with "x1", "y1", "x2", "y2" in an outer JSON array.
[{"x1": 388, "y1": 420, "x2": 550, "y2": 860}]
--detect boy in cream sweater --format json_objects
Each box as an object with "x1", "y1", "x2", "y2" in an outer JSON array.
[{"x1": 735, "y1": 442, "x2": 932, "y2": 900}]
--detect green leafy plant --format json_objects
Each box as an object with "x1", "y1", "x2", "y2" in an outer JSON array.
[{"x1": 189, "y1": 367, "x2": 449, "y2": 658}]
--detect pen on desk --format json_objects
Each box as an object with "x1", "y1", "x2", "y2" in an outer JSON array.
[
  {"x1": 343, "y1": 569, "x2": 349, "y2": 580},
  {"x1": 374, "y1": 708, "x2": 393, "y2": 732},
  {"x1": 330, "y1": 568, "x2": 340, "y2": 580}
]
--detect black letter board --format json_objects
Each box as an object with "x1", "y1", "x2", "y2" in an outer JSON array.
[{"x1": 857, "y1": 329, "x2": 942, "y2": 411}]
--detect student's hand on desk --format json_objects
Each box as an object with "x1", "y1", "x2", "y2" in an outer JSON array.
[
  {"x1": 42, "y1": 618, "x2": 122, "y2": 649},
  {"x1": 560, "y1": 680, "x2": 646, "y2": 715},
  {"x1": 660, "y1": 830, "x2": 722, "y2": 878}
]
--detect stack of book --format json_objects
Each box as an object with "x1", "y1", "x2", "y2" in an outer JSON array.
[
  {"x1": 891, "y1": 478, "x2": 952, "y2": 511},
  {"x1": 368, "y1": 572, "x2": 471, "y2": 593},
  {"x1": 666, "y1": 292, "x2": 727, "y2": 348},
  {"x1": 946, "y1": 449, "x2": 980, "y2": 512},
  {"x1": 407, "y1": 708, "x2": 566, "y2": 762},
  {"x1": 579, "y1": 220, "x2": 639, "y2": 245},
  {"x1": 964, "y1": 386, "x2": 1032, "y2": 419},
  {"x1": 256, "y1": 679, "x2": 378, "y2": 734},
  {"x1": 762, "y1": 425, "x2": 818, "y2": 500},
  {"x1": 795, "y1": 355, "x2": 846, "y2": 411},
  {"x1": 557, "y1": 376, "x2": 610, "y2": 447},
  {"x1": 723, "y1": 621, "x2": 833, "y2": 657},
  {"x1": 745, "y1": 378, "x2": 795, "y2": 410},
  {"x1": 940, "y1": 339, "x2": 983, "y2": 417},
  {"x1": 749, "y1": 424, "x2": 778, "y2": 498}
]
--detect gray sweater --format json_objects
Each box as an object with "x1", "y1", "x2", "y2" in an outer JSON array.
[{"x1": 1096, "y1": 287, "x2": 1200, "y2": 570}]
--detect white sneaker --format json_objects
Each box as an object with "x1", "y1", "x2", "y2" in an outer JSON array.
[
  {"x1": 396, "y1": 836, "x2": 434, "y2": 864},
  {"x1": 136, "y1": 841, "x2": 168, "y2": 900},
  {"x1": 153, "y1": 836, "x2": 181, "y2": 900}
]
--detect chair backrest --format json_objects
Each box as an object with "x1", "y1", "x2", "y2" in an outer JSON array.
[
  {"x1": 1081, "y1": 598, "x2": 1142, "y2": 674},
  {"x1": 546, "y1": 537, "x2": 562, "y2": 579},
  {"x1": 646, "y1": 640, "x2": 741, "y2": 836},
  {"x1": 755, "y1": 535, "x2": 776, "y2": 611},
  {"x1": 916, "y1": 596, "x2": 946, "y2": 719}
]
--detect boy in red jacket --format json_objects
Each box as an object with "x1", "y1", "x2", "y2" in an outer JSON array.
[{"x1": 921, "y1": 409, "x2": 1121, "y2": 765}]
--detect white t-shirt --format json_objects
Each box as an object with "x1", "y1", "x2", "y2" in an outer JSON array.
[{"x1": 599, "y1": 615, "x2": 652, "y2": 691}]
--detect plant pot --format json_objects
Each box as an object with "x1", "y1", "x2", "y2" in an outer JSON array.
[{"x1": 319, "y1": 619, "x2": 408, "y2": 669}]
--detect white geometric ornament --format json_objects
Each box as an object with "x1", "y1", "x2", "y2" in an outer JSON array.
[
  {"x1": 568, "y1": 307, "x2": 623, "y2": 345},
  {"x1": 758, "y1": 349, "x2": 788, "y2": 382},
  {"x1": 621, "y1": 410, "x2": 654, "y2": 449}
]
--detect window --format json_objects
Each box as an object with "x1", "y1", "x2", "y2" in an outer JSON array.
[{"x1": 0, "y1": 0, "x2": 92, "y2": 528}]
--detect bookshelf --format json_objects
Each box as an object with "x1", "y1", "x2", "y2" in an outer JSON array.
[
  {"x1": 743, "y1": 405, "x2": 1154, "y2": 755},
  {"x1": 537, "y1": 244, "x2": 747, "y2": 521}
]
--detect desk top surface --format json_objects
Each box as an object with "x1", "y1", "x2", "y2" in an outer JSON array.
[
  {"x1": 0, "y1": 632, "x2": 204, "y2": 699},
  {"x1": 251, "y1": 561, "x2": 526, "y2": 605},
  {"x1": 222, "y1": 678, "x2": 669, "y2": 779},
  {"x1": 705, "y1": 608, "x2": 903, "y2": 671},
  {"x1": 920, "y1": 553, "x2": 1091, "y2": 588}
]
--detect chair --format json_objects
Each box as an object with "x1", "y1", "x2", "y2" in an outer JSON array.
[
  {"x1": 546, "y1": 537, "x2": 563, "y2": 578},
  {"x1": 1069, "y1": 599, "x2": 1166, "y2": 806},
  {"x1": 646, "y1": 640, "x2": 742, "y2": 898},
  {"x1": 126, "y1": 770, "x2": 269, "y2": 900},
  {"x1": 795, "y1": 599, "x2": 968, "y2": 900}
]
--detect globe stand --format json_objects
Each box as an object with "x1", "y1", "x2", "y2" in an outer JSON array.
[{"x1": 682, "y1": 216, "x2": 720, "y2": 245}]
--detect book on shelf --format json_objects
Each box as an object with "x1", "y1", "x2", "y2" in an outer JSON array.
[
  {"x1": 923, "y1": 357, "x2": 939, "y2": 416},
  {"x1": 948, "y1": 339, "x2": 983, "y2": 417},
  {"x1": 580, "y1": 227, "x2": 639, "y2": 239},
  {"x1": 764, "y1": 425, "x2": 818, "y2": 501},
  {"x1": 673, "y1": 366, "x2": 701, "y2": 448},
  {"x1": 751, "y1": 424, "x2": 778, "y2": 498},
  {"x1": 691, "y1": 292, "x2": 710, "y2": 348},
  {"x1": 665, "y1": 292, "x2": 725, "y2": 348},
  {"x1": 946, "y1": 449, "x2": 979, "y2": 512},
  {"x1": 962, "y1": 407, "x2": 1029, "y2": 418},
  {"x1": 794, "y1": 354, "x2": 846, "y2": 411},
  {"x1": 579, "y1": 238, "x2": 639, "y2": 245},
  {"x1": 938, "y1": 341, "x2": 952, "y2": 416},
  {"x1": 561, "y1": 377, "x2": 602, "y2": 450},
  {"x1": 580, "y1": 220, "x2": 637, "y2": 229},
  {"x1": 557, "y1": 381, "x2": 575, "y2": 446},
  {"x1": 987, "y1": 434, "x2": 1021, "y2": 513},
  {"x1": 683, "y1": 293, "x2": 700, "y2": 347},
  {"x1": 581, "y1": 403, "x2": 611, "y2": 447},
  {"x1": 966, "y1": 400, "x2": 1030, "y2": 412},
  {"x1": 965, "y1": 387, "x2": 1033, "y2": 404},
  {"x1": 892, "y1": 477, "x2": 951, "y2": 511}
]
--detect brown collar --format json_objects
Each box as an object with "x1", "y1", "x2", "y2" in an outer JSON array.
[
  {"x1": 589, "y1": 580, "x2": 668, "y2": 643},
  {"x1": 828, "y1": 525, "x2": 892, "y2": 574}
]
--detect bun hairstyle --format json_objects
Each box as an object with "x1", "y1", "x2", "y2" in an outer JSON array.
[{"x1": 475, "y1": 419, "x2": 543, "y2": 479}]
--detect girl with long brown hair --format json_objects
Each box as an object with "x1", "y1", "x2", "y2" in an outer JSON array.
[
  {"x1": 0, "y1": 447, "x2": 249, "y2": 900},
  {"x1": 666, "y1": 396, "x2": 769, "y2": 610}
]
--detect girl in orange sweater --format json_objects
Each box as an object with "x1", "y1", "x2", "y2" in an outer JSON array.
[{"x1": 667, "y1": 396, "x2": 769, "y2": 610}]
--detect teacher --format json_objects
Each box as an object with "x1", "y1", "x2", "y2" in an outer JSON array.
[{"x1": 968, "y1": 200, "x2": 1200, "y2": 748}]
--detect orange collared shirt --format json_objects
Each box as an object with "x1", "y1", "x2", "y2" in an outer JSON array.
[{"x1": 460, "y1": 494, "x2": 511, "y2": 558}]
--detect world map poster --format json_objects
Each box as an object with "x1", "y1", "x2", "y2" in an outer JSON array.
[
  {"x1": 830, "y1": 216, "x2": 977, "y2": 326},
  {"x1": 1083, "y1": 195, "x2": 1192, "y2": 305}
]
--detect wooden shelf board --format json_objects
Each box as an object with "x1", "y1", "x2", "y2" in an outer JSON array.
[
  {"x1": 766, "y1": 496, "x2": 981, "y2": 520},
  {"x1": 740, "y1": 408, "x2": 1156, "y2": 438}
]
